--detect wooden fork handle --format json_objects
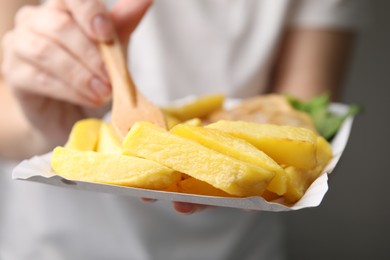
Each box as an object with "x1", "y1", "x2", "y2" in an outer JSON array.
[{"x1": 99, "y1": 37, "x2": 137, "y2": 106}]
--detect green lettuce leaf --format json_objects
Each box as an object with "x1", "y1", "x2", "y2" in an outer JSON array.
[{"x1": 287, "y1": 94, "x2": 362, "y2": 140}]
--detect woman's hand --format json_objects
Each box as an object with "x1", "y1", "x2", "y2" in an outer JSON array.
[
  {"x1": 1, "y1": 0, "x2": 210, "y2": 214},
  {"x1": 1, "y1": 0, "x2": 152, "y2": 151},
  {"x1": 173, "y1": 202, "x2": 209, "y2": 214},
  {"x1": 141, "y1": 198, "x2": 210, "y2": 215}
]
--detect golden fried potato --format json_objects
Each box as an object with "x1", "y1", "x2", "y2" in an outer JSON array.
[
  {"x1": 65, "y1": 119, "x2": 102, "y2": 151},
  {"x1": 163, "y1": 94, "x2": 224, "y2": 121},
  {"x1": 97, "y1": 122, "x2": 122, "y2": 154},
  {"x1": 52, "y1": 94, "x2": 333, "y2": 205},
  {"x1": 207, "y1": 121, "x2": 318, "y2": 170},
  {"x1": 171, "y1": 123, "x2": 286, "y2": 195},
  {"x1": 123, "y1": 122, "x2": 275, "y2": 197},
  {"x1": 52, "y1": 146, "x2": 181, "y2": 189},
  {"x1": 177, "y1": 177, "x2": 234, "y2": 197},
  {"x1": 283, "y1": 136, "x2": 333, "y2": 203}
]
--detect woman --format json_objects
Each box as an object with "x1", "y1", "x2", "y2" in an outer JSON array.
[{"x1": 1, "y1": 0, "x2": 364, "y2": 259}]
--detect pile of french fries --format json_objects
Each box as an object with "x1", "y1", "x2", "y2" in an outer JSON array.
[{"x1": 51, "y1": 94, "x2": 332, "y2": 204}]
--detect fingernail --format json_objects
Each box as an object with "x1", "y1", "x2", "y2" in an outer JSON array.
[
  {"x1": 91, "y1": 14, "x2": 114, "y2": 41},
  {"x1": 90, "y1": 76, "x2": 111, "y2": 99},
  {"x1": 175, "y1": 203, "x2": 196, "y2": 215}
]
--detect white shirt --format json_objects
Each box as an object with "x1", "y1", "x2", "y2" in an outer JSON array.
[
  {"x1": 0, "y1": 1, "x2": 364, "y2": 259},
  {"x1": 128, "y1": 0, "x2": 365, "y2": 105}
]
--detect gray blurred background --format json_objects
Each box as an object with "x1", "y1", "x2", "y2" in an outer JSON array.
[{"x1": 282, "y1": 0, "x2": 390, "y2": 259}]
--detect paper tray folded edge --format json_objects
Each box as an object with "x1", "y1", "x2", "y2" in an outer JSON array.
[{"x1": 11, "y1": 103, "x2": 354, "y2": 212}]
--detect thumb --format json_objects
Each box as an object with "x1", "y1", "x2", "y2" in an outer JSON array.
[{"x1": 110, "y1": 0, "x2": 153, "y2": 47}]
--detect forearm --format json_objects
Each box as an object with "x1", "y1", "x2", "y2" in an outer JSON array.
[{"x1": 270, "y1": 28, "x2": 356, "y2": 101}]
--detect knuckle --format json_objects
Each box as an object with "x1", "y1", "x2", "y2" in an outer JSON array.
[
  {"x1": 2, "y1": 65, "x2": 20, "y2": 88},
  {"x1": 65, "y1": 0, "x2": 109, "y2": 38},
  {"x1": 74, "y1": 0, "x2": 106, "y2": 19},
  {"x1": 84, "y1": 47, "x2": 102, "y2": 67},
  {"x1": 1, "y1": 34, "x2": 14, "y2": 75},
  {"x1": 15, "y1": 6, "x2": 36, "y2": 24},
  {"x1": 4, "y1": 62, "x2": 32, "y2": 89},
  {"x1": 30, "y1": 37, "x2": 52, "y2": 60},
  {"x1": 34, "y1": 70, "x2": 51, "y2": 87},
  {"x1": 68, "y1": 65, "x2": 91, "y2": 88},
  {"x1": 1, "y1": 63, "x2": 11, "y2": 83},
  {"x1": 1, "y1": 56, "x2": 11, "y2": 76},
  {"x1": 51, "y1": 12, "x2": 74, "y2": 32},
  {"x1": 1, "y1": 31, "x2": 12, "y2": 50}
]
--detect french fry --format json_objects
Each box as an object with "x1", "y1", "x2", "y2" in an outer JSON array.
[
  {"x1": 207, "y1": 120, "x2": 318, "y2": 170},
  {"x1": 52, "y1": 147, "x2": 181, "y2": 189},
  {"x1": 65, "y1": 119, "x2": 102, "y2": 151},
  {"x1": 162, "y1": 94, "x2": 224, "y2": 121},
  {"x1": 51, "y1": 94, "x2": 334, "y2": 204},
  {"x1": 97, "y1": 122, "x2": 122, "y2": 154},
  {"x1": 123, "y1": 122, "x2": 275, "y2": 197},
  {"x1": 177, "y1": 177, "x2": 234, "y2": 197},
  {"x1": 171, "y1": 124, "x2": 286, "y2": 195}
]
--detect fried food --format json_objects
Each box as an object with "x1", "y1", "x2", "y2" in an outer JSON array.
[
  {"x1": 207, "y1": 120, "x2": 318, "y2": 170},
  {"x1": 177, "y1": 177, "x2": 234, "y2": 197},
  {"x1": 206, "y1": 94, "x2": 316, "y2": 131},
  {"x1": 170, "y1": 123, "x2": 287, "y2": 195},
  {"x1": 97, "y1": 122, "x2": 122, "y2": 154},
  {"x1": 51, "y1": 94, "x2": 334, "y2": 204},
  {"x1": 52, "y1": 146, "x2": 181, "y2": 189},
  {"x1": 123, "y1": 121, "x2": 275, "y2": 197},
  {"x1": 65, "y1": 119, "x2": 102, "y2": 151},
  {"x1": 163, "y1": 94, "x2": 224, "y2": 121}
]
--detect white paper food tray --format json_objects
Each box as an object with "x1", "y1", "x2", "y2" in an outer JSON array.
[{"x1": 12, "y1": 103, "x2": 354, "y2": 212}]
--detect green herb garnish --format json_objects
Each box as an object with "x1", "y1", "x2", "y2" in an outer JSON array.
[{"x1": 287, "y1": 94, "x2": 362, "y2": 140}]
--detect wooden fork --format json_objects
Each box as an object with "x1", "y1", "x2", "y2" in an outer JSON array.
[{"x1": 99, "y1": 36, "x2": 167, "y2": 140}]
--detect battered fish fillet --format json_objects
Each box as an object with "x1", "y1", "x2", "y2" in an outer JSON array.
[{"x1": 206, "y1": 94, "x2": 316, "y2": 131}]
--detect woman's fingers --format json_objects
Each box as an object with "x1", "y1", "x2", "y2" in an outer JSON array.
[
  {"x1": 24, "y1": 7, "x2": 109, "y2": 83},
  {"x1": 3, "y1": 4, "x2": 113, "y2": 106},
  {"x1": 3, "y1": 52, "x2": 97, "y2": 107},
  {"x1": 138, "y1": 199, "x2": 209, "y2": 215},
  {"x1": 48, "y1": 0, "x2": 114, "y2": 42},
  {"x1": 11, "y1": 27, "x2": 111, "y2": 105},
  {"x1": 141, "y1": 198, "x2": 157, "y2": 203},
  {"x1": 111, "y1": 0, "x2": 153, "y2": 45},
  {"x1": 173, "y1": 202, "x2": 209, "y2": 215}
]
